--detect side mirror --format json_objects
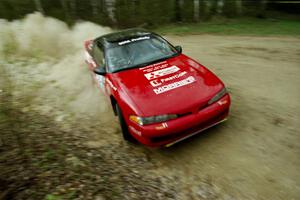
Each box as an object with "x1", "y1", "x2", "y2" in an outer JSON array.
[
  {"x1": 94, "y1": 66, "x2": 106, "y2": 75},
  {"x1": 175, "y1": 46, "x2": 182, "y2": 54}
]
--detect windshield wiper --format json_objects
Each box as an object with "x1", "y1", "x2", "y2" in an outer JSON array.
[{"x1": 112, "y1": 52, "x2": 178, "y2": 73}]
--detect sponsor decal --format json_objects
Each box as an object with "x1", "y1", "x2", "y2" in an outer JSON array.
[
  {"x1": 153, "y1": 76, "x2": 196, "y2": 94},
  {"x1": 118, "y1": 36, "x2": 150, "y2": 45},
  {"x1": 150, "y1": 71, "x2": 187, "y2": 87},
  {"x1": 139, "y1": 61, "x2": 168, "y2": 73},
  {"x1": 150, "y1": 80, "x2": 162, "y2": 87},
  {"x1": 155, "y1": 123, "x2": 168, "y2": 130},
  {"x1": 144, "y1": 65, "x2": 180, "y2": 80},
  {"x1": 106, "y1": 78, "x2": 117, "y2": 91},
  {"x1": 129, "y1": 126, "x2": 142, "y2": 136}
]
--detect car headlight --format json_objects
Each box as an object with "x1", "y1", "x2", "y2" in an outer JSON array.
[
  {"x1": 208, "y1": 87, "x2": 227, "y2": 105},
  {"x1": 129, "y1": 114, "x2": 178, "y2": 126}
]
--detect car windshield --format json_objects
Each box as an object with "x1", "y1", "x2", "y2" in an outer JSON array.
[{"x1": 105, "y1": 35, "x2": 178, "y2": 72}]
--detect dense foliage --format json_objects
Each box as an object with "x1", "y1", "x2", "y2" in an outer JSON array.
[{"x1": 0, "y1": 0, "x2": 299, "y2": 28}]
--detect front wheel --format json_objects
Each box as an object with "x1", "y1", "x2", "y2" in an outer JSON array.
[{"x1": 115, "y1": 103, "x2": 136, "y2": 143}]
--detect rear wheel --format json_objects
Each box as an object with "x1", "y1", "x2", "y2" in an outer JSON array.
[{"x1": 115, "y1": 103, "x2": 136, "y2": 142}]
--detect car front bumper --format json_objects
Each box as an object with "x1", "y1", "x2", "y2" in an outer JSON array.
[{"x1": 128, "y1": 94, "x2": 231, "y2": 147}]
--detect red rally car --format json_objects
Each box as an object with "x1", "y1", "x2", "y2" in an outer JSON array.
[{"x1": 84, "y1": 29, "x2": 230, "y2": 147}]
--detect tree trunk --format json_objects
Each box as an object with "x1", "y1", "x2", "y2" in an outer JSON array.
[
  {"x1": 175, "y1": 0, "x2": 182, "y2": 22},
  {"x1": 90, "y1": 0, "x2": 99, "y2": 16},
  {"x1": 60, "y1": 0, "x2": 71, "y2": 22},
  {"x1": 204, "y1": 0, "x2": 212, "y2": 16},
  {"x1": 216, "y1": 0, "x2": 224, "y2": 14},
  {"x1": 33, "y1": 0, "x2": 44, "y2": 14},
  {"x1": 257, "y1": 0, "x2": 267, "y2": 18},
  {"x1": 261, "y1": 0, "x2": 268, "y2": 10},
  {"x1": 194, "y1": 0, "x2": 200, "y2": 22},
  {"x1": 235, "y1": 0, "x2": 242, "y2": 15},
  {"x1": 70, "y1": 0, "x2": 77, "y2": 19},
  {"x1": 105, "y1": 0, "x2": 116, "y2": 23}
]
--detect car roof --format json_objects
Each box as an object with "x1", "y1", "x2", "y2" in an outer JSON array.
[{"x1": 94, "y1": 28, "x2": 154, "y2": 49}]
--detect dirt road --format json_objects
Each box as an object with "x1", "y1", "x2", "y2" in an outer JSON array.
[
  {"x1": 1, "y1": 14, "x2": 300, "y2": 200},
  {"x1": 155, "y1": 35, "x2": 300, "y2": 199}
]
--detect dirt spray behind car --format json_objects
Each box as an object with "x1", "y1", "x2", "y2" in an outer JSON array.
[{"x1": 0, "y1": 13, "x2": 116, "y2": 124}]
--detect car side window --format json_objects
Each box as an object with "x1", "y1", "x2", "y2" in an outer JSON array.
[{"x1": 93, "y1": 45, "x2": 105, "y2": 67}]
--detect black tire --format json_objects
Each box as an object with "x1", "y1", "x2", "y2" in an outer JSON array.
[{"x1": 115, "y1": 103, "x2": 136, "y2": 142}]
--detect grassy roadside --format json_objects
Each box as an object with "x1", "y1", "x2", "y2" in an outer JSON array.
[{"x1": 155, "y1": 18, "x2": 300, "y2": 36}]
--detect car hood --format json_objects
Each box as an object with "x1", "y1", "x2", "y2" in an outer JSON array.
[{"x1": 112, "y1": 54, "x2": 224, "y2": 116}]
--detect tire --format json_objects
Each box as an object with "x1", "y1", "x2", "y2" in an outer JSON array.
[{"x1": 115, "y1": 103, "x2": 136, "y2": 142}]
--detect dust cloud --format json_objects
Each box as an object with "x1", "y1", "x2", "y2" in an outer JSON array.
[
  {"x1": 0, "y1": 12, "x2": 111, "y2": 58},
  {"x1": 0, "y1": 13, "x2": 114, "y2": 122}
]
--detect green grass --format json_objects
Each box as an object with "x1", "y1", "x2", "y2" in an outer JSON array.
[
  {"x1": 45, "y1": 194, "x2": 63, "y2": 200},
  {"x1": 155, "y1": 18, "x2": 300, "y2": 36}
]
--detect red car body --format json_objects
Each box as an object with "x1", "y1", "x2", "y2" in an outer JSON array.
[{"x1": 84, "y1": 29, "x2": 230, "y2": 147}]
